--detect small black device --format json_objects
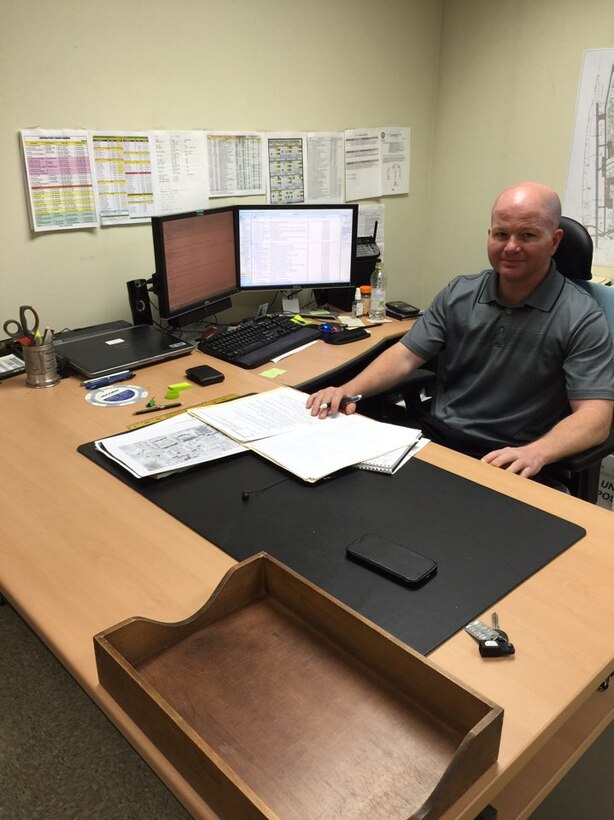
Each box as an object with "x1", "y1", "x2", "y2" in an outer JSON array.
[
  {"x1": 185, "y1": 364, "x2": 225, "y2": 386},
  {"x1": 346, "y1": 533, "x2": 437, "y2": 586},
  {"x1": 386, "y1": 300, "x2": 421, "y2": 319}
]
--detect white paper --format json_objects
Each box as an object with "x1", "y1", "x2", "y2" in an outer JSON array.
[
  {"x1": 305, "y1": 132, "x2": 345, "y2": 203},
  {"x1": 95, "y1": 412, "x2": 246, "y2": 478},
  {"x1": 150, "y1": 130, "x2": 209, "y2": 215},
  {"x1": 20, "y1": 129, "x2": 99, "y2": 231},
  {"x1": 189, "y1": 386, "x2": 319, "y2": 442},
  {"x1": 266, "y1": 133, "x2": 306, "y2": 203},
  {"x1": 381, "y1": 127, "x2": 410, "y2": 196},
  {"x1": 206, "y1": 132, "x2": 266, "y2": 197},
  {"x1": 92, "y1": 132, "x2": 154, "y2": 225},
  {"x1": 344, "y1": 128, "x2": 382, "y2": 201},
  {"x1": 250, "y1": 414, "x2": 423, "y2": 483}
]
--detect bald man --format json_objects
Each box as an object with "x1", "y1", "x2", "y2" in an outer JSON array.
[{"x1": 307, "y1": 182, "x2": 614, "y2": 483}]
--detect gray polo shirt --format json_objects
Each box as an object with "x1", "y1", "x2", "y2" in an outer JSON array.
[{"x1": 401, "y1": 264, "x2": 614, "y2": 446}]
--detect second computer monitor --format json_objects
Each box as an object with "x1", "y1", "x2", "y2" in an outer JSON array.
[
  {"x1": 237, "y1": 204, "x2": 358, "y2": 291},
  {"x1": 152, "y1": 206, "x2": 239, "y2": 326}
]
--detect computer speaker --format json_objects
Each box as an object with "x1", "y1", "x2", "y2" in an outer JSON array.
[{"x1": 126, "y1": 279, "x2": 153, "y2": 325}]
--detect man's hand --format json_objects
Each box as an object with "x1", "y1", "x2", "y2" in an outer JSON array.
[
  {"x1": 481, "y1": 444, "x2": 547, "y2": 478},
  {"x1": 306, "y1": 387, "x2": 359, "y2": 418},
  {"x1": 482, "y1": 399, "x2": 613, "y2": 478}
]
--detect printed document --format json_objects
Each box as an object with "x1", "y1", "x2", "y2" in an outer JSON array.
[
  {"x1": 95, "y1": 412, "x2": 246, "y2": 478},
  {"x1": 189, "y1": 386, "x2": 422, "y2": 483},
  {"x1": 189, "y1": 386, "x2": 320, "y2": 441},
  {"x1": 248, "y1": 412, "x2": 421, "y2": 483}
]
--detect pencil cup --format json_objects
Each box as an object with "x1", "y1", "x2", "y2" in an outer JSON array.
[{"x1": 23, "y1": 342, "x2": 60, "y2": 388}]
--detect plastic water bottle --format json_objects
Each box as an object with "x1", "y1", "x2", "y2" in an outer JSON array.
[{"x1": 369, "y1": 262, "x2": 387, "y2": 321}]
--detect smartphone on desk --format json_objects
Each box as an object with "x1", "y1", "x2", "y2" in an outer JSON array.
[{"x1": 346, "y1": 533, "x2": 437, "y2": 586}]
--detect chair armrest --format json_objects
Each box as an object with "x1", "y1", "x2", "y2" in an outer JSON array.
[{"x1": 557, "y1": 430, "x2": 614, "y2": 472}]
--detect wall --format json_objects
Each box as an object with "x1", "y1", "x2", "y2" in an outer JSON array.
[
  {"x1": 0, "y1": 0, "x2": 442, "y2": 329},
  {"x1": 425, "y1": 0, "x2": 614, "y2": 304}
]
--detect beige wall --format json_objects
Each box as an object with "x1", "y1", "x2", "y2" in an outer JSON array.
[
  {"x1": 425, "y1": 0, "x2": 614, "y2": 304},
  {"x1": 0, "y1": 0, "x2": 441, "y2": 328},
  {"x1": 2, "y1": 0, "x2": 614, "y2": 331}
]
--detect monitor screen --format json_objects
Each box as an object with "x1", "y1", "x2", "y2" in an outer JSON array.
[
  {"x1": 152, "y1": 207, "x2": 239, "y2": 326},
  {"x1": 237, "y1": 204, "x2": 358, "y2": 290}
]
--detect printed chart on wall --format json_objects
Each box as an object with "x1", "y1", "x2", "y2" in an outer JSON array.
[
  {"x1": 20, "y1": 130, "x2": 99, "y2": 231},
  {"x1": 564, "y1": 48, "x2": 614, "y2": 266}
]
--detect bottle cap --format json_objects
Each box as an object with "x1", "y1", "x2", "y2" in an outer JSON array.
[
  {"x1": 354, "y1": 287, "x2": 361, "y2": 299},
  {"x1": 359, "y1": 285, "x2": 371, "y2": 294}
]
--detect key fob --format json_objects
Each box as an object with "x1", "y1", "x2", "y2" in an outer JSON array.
[{"x1": 479, "y1": 636, "x2": 516, "y2": 657}]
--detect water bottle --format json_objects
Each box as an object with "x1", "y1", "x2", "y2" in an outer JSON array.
[{"x1": 369, "y1": 262, "x2": 387, "y2": 321}]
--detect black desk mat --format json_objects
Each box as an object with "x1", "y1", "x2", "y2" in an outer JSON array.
[{"x1": 79, "y1": 443, "x2": 585, "y2": 655}]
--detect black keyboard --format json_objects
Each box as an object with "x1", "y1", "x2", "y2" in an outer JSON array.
[{"x1": 197, "y1": 315, "x2": 321, "y2": 368}]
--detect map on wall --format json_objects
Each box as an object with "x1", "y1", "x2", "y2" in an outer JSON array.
[{"x1": 564, "y1": 49, "x2": 614, "y2": 266}]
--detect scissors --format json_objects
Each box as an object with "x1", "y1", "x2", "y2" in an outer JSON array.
[{"x1": 3, "y1": 305, "x2": 40, "y2": 346}]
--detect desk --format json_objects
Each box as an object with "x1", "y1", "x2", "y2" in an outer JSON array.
[{"x1": 0, "y1": 320, "x2": 612, "y2": 819}]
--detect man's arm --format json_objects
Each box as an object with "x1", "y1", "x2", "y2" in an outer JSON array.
[
  {"x1": 481, "y1": 399, "x2": 614, "y2": 478},
  {"x1": 306, "y1": 342, "x2": 426, "y2": 417}
]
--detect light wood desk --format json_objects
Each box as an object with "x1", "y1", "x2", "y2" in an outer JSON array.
[{"x1": 0, "y1": 322, "x2": 612, "y2": 819}]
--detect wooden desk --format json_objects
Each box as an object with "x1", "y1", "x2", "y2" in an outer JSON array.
[{"x1": 1, "y1": 324, "x2": 612, "y2": 819}]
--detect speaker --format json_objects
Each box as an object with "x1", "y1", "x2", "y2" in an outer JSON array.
[{"x1": 126, "y1": 279, "x2": 153, "y2": 325}]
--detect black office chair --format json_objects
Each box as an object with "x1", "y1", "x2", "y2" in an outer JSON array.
[
  {"x1": 550, "y1": 216, "x2": 614, "y2": 500},
  {"x1": 380, "y1": 215, "x2": 614, "y2": 503}
]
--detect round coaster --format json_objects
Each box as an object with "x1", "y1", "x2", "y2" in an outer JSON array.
[{"x1": 85, "y1": 385, "x2": 148, "y2": 407}]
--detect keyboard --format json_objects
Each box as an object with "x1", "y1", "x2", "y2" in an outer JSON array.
[{"x1": 197, "y1": 315, "x2": 321, "y2": 368}]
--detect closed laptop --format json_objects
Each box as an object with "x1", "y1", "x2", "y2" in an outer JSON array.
[{"x1": 54, "y1": 324, "x2": 194, "y2": 378}]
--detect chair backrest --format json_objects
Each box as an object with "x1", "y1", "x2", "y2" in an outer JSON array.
[
  {"x1": 574, "y1": 280, "x2": 614, "y2": 337},
  {"x1": 553, "y1": 216, "x2": 593, "y2": 281}
]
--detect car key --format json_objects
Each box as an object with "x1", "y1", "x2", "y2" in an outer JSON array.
[
  {"x1": 465, "y1": 612, "x2": 515, "y2": 658},
  {"x1": 480, "y1": 612, "x2": 515, "y2": 657}
]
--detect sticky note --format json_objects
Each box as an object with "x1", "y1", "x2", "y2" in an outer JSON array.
[
  {"x1": 167, "y1": 382, "x2": 192, "y2": 391},
  {"x1": 259, "y1": 367, "x2": 286, "y2": 379}
]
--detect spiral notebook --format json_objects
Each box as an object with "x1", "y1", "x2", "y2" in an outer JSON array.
[{"x1": 356, "y1": 433, "x2": 422, "y2": 474}]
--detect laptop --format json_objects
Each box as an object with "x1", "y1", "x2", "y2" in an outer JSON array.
[{"x1": 54, "y1": 323, "x2": 194, "y2": 378}]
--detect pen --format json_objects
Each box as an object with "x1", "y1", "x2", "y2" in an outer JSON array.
[
  {"x1": 133, "y1": 402, "x2": 182, "y2": 415},
  {"x1": 319, "y1": 394, "x2": 363, "y2": 411},
  {"x1": 82, "y1": 370, "x2": 135, "y2": 389}
]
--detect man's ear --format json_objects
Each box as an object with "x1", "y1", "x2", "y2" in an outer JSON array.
[{"x1": 551, "y1": 227, "x2": 564, "y2": 254}]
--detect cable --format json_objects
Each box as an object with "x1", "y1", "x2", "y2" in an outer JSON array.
[{"x1": 241, "y1": 476, "x2": 290, "y2": 501}]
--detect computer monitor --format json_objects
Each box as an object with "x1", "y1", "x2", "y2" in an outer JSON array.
[
  {"x1": 151, "y1": 207, "x2": 239, "y2": 326},
  {"x1": 237, "y1": 204, "x2": 358, "y2": 291}
]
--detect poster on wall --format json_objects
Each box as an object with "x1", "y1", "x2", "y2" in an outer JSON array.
[
  {"x1": 381, "y1": 127, "x2": 410, "y2": 196},
  {"x1": 206, "y1": 132, "x2": 266, "y2": 197},
  {"x1": 20, "y1": 129, "x2": 100, "y2": 231},
  {"x1": 304, "y1": 132, "x2": 345, "y2": 203},
  {"x1": 266, "y1": 133, "x2": 306, "y2": 204},
  {"x1": 150, "y1": 130, "x2": 209, "y2": 216},
  {"x1": 92, "y1": 132, "x2": 154, "y2": 226},
  {"x1": 563, "y1": 48, "x2": 614, "y2": 266}
]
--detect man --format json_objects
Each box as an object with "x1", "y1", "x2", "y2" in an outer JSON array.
[{"x1": 307, "y1": 182, "x2": 614, "y2": 481}]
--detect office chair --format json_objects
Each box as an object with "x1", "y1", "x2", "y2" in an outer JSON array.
[{"x1": 381, "y1": 215, "x2": 614, "y2": 503}]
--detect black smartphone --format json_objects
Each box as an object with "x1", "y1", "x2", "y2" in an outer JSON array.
[
  {"x1": 185, "y1": 365, "x2": 225, "y2": 386},
  {"x1": 385, "y1": 300, "x2": 421, "y2": 317},
  {"x1": 346, "y1": 533, "x2": 437, "y2": 586}
]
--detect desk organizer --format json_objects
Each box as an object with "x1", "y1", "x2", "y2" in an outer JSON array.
[{"x1": 94, "y1": 553, "x2": 503, "y2": 819}]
